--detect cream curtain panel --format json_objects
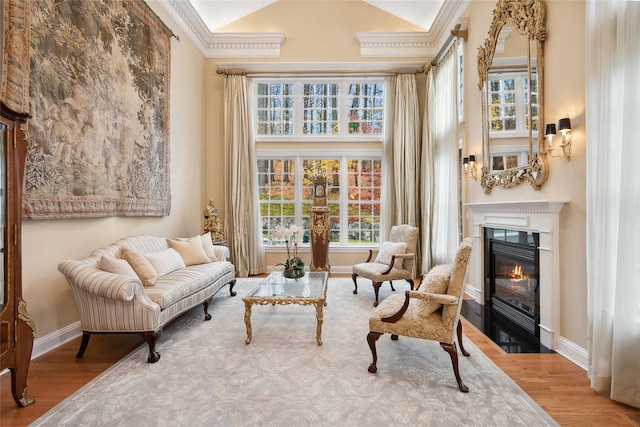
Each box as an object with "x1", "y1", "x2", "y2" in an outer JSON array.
[
  {"x1": 382, "y1": 74, "x2": 422, "y2": 274},
  {"x1": 223, "y1": 74, "x2": 266, "y2": 277},
  {"x1": 421, "y1": 41, "x2": 461, "y2": 272},
  {"x1": 585, "y1": 0, "x2": 640, "y2": 409}
]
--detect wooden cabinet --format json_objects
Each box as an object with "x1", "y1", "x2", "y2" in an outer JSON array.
[{"x1": 0, "y1": 101, "x2": 35, "y2": 407}]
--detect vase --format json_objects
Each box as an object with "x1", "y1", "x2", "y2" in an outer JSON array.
[{"x1": 283, "y1": 265, "x2": 305, "y2": 279}]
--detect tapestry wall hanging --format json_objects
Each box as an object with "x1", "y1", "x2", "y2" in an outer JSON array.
[{"x1": 23, "y1": 0, "x2": 172, "y2": 219}]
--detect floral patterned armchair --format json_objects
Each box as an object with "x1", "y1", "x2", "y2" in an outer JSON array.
[
  {"x1": 366, "y1": 237, "x2": 473, "y2": 392},
  {"x1": 352, "y1": 224, "x2": 419, "y2": 307}
]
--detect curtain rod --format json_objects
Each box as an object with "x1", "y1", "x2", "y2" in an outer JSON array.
[
  {"x1": 429, "y1": 24, "x2": 467, "y2": 67},
  {"x1": 140, "y1": 0, "x2": 180, "y2": 42},
  {"x1": 216, "y1": 68, "x2": 422, "y2": 77}
]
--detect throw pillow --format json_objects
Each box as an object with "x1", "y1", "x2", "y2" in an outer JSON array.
[
  {"x1": 98, "y1": 256, "x2": 138, "y2": 278},
  {"x1": 418, "y1": 263, "x2": 454, "y2": 314},
  {"x1": 144, "y1": 248, "x2": 186, "y2": 277},
  {"x1": 167, "y1": 237, "x2": 211, "y2": 266},
  {"x1": 121, "y1": 247, "x2": 158, "y2": 286},
  {"x1": 199, "y1": 233, "x2": 219, "y2": 262},
  {"x1": 417, "y1": 264, "x2": 453, "y2": 293},
  {"x1": 374, "y1": 241, "x2": 408, "y2": 268}
]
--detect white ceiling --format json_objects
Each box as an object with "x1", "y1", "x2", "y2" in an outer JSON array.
[
  {"x1": 158, "y1": 0, "x2": 468, "y2": 60},
  {"x1": 188, "y1": 0, "x2": 446, "y2": 32}
]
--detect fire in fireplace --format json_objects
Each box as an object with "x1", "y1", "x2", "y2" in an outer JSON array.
[{"x1": 484, "y1": 228, "x2": 540, "y2": 337}]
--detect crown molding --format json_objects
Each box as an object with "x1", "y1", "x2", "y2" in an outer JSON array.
[
  {"x1": 208, "y1": 33, "x2": 285, "y2": 58},
  {"x1": 156, "y1": 0, "x2": 284, "y2": 58},
  {"x1": 355, "y1": 32, "x2": 435, "y2": 58}
]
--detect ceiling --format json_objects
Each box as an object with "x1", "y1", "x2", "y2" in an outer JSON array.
[
  {"x1": 157, "y1": 0, "x2": 468, "y2": 60},
  {"x1": 188, "y1": 0, "x2": 446, "y2": 32}
]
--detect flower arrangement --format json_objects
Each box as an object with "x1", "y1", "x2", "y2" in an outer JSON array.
[{"x1": 274, "y1": 224, "x2": 304, "y2": 273}]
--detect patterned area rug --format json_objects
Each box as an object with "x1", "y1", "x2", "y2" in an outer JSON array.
[{"x1": 32, "y1": 278, "x2": 558, "y2": 426}]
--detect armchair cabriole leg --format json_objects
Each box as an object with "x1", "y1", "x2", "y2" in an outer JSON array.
[
  {"x1": 457, "y1": 321, "x2": 470, "y2": 357},
  {"x1": 440, "y1": 342, "x2": 469, "y2": 393},
  {"x1": 372, "y1": 281, "x2": 382, "y2": 306},
  {"x1": 141, "y1": 329, "x2": 163, "y2": 363},
  {"x1": 76, "y1": 332, "x2": 91, "y2": 358},
  {"x1": 352, "y1": 273, "x2": 359, "y2": 294},
  {"x1": 405, "y1": 278, "x2": 415, "y2": 290},
  {"x1": 367, "y1": 331, "x2": 382, "y2": 373},
  {"x1": 389, "y1": 281, "x2": 395, "y2": 291}
]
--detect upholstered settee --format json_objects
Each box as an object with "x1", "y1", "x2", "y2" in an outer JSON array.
[{"x1": 58, "y1": 234, "x2": 236, "y2": 363}]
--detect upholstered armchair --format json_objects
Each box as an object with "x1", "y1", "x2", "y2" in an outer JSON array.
[
  {"x1": 366, "y1": 237, "x2": 473, "y2": 392},
  {"x1": 352, "y1": 224, "x2": 419, "y2": 307}
]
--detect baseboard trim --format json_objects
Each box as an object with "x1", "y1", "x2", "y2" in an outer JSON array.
[
  {"x1": 32, "y1": 321, "x2": 83, "y2": 360},
  {"x1": 555, "y1": 336, "x2": 588, "y2": 371}
]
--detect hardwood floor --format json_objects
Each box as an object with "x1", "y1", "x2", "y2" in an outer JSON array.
[{"x1": 2, "y1": 284, "x2": 640, "y2": 426}]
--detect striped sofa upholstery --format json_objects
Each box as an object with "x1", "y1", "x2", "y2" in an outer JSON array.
[{"x1": 58, "y1": 235, "x2": 236, "y2": 363}]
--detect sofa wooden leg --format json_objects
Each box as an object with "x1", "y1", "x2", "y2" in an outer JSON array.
[
  {"x1": 352, "y1": 273, "x2": 358, "y2": 294},
  {"x1": 228, "y1": 279, "x2": 237, "y2": 297},
  {"x1": 440, "y1": 341, "x2": 469, "y2": 393},
  {"x1": 76, "y1": 332, "x2": 91, "y2": 359},
  {"x1": 141, "y1": 329, "x2": 163, "y2": 363},
  {"x1": 367, "y1": 331, "x2": 382, "y2": 373},
  {"x1": 203, "y1": 298, "x2": 213, "y2": 321}
]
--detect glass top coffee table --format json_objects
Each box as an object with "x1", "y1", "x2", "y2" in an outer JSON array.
[{"x1": 242, "y1": 271, "x2": 329, "y2": 346}]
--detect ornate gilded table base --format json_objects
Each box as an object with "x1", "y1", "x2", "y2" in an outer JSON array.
[{"x1": 242, "y1": 272, "x2": 328, "y2": 346}]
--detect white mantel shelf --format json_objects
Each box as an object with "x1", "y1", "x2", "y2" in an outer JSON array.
[
  {"x1": 463, "y1": 199, "x2": 569, "y2": 351},
  {"x1": 465, "y1": 200, "x2": 569, "y2": 214}
]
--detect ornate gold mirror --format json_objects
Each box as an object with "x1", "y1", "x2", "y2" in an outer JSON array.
[{"x1": 477, "y1": 0, "x2": 547, "y2": 194}]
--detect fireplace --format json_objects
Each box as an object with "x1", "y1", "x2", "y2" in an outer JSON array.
[
  {"x1": 464, "y1": 200, "x2": 568, "y2": 350},
  {"x1": 484, "y1": 228, "x2": 540, "y2": 337}
]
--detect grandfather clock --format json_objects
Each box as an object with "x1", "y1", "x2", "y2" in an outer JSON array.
[
  {"x1": 310, "y1": 176, "x2": 330, "y2": 272},
  {"x1": 1, "y1": 102, "x2": 36, "y2": 407}
]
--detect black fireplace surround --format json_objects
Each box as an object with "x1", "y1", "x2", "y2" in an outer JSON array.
[{"x1": 485, "y1": 228, "x2": 540, "y2": 337}]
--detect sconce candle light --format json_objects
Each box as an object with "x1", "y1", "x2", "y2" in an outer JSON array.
[
  {"x1": 463, "y1": 154, "x2": 478, "y2": 179},
  {"x1": 544, "y1": 117, "x2": 572, "y2": 160}
]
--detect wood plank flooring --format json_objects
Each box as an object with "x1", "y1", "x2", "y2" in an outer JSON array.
[{"x1": 3, "y1": 279, "x2": 640, "y2": 426}]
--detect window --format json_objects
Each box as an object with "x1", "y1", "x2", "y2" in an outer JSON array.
[
  {"x1": 255, "y1": 80, "x2": 384, "y2": 137},
  {"x1": 488, "y1": 70, "x2": 538, "y2": 136},
  {"x1": 255, "y1": 78, "x2": 384, "y2": 246}
]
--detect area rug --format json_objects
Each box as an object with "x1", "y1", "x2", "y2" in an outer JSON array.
[{"x1": 31, "y1": 278, "x2": 558, "y2": 426}]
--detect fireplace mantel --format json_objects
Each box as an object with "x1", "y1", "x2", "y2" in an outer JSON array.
[{"x1": 464, "y1": 200, "x2": 568, "y2": 350}]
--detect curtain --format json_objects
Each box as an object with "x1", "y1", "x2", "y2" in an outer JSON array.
[
  {"x1": 382, "y1": 74, "x2": 422, "y2": 273},
  {"x1": 421, "y1": 40, "x2": 460, "y2": 272},
  {"x1": 585, "y1": 0, "x2": 640, "y2": 407},
  {"x1": 586, "y1": 1, "x2": 640, "y2": 409},
  {"x1": 223, "y1": 74, "x2": 266, "y2": 277}
]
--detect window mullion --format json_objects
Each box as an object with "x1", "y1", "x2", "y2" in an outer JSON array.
[{"x1": 294, "y1": 81, "x2": 302, "y2": 136}]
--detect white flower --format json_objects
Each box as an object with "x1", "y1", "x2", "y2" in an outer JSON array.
[{"x1": 274, "y1": 224, "x2": 304, "y2": 269}]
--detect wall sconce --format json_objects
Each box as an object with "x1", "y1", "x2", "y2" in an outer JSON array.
[
  {"x1": 544, "y1": 117, "x2": 572, "y2": 160},
  {"x1": 463, "y1": 154, "x2": 478, "y2": 179}
]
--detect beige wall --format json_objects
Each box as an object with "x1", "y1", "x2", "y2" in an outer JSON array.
[
  {"x1": 463, "y1": 0, "x2": 587, "y2": 349},
  {"x1": 22, "y1": 0, "x2": 207, "y2": 341}
]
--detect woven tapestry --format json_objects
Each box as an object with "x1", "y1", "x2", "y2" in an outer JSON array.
[{"x1": 23, "y1": 0, "x2": 172, "y2": 219}]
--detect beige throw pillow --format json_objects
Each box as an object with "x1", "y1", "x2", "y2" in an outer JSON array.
[
  {"x1": 98, "y1": 256, "x2": 138, "y2": 278},
  {"x1": 374, "y1": 241, "x2": 408, "y2": 268},
  {"x1": 144, "y1": 248, "x2": 186, "y2": 277},
  {"x1": 418, "y1": 263, "x2": 454, "y2": 314},
  {"x1": 199, "y1": 234, "x2": 219, "y2": 262},
  {"x1": 121, "y1": 247, "x2": 158, "y2": 286},
  {"x1": 167, "y1": 237, "x2": 211, "y2": 266}
]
